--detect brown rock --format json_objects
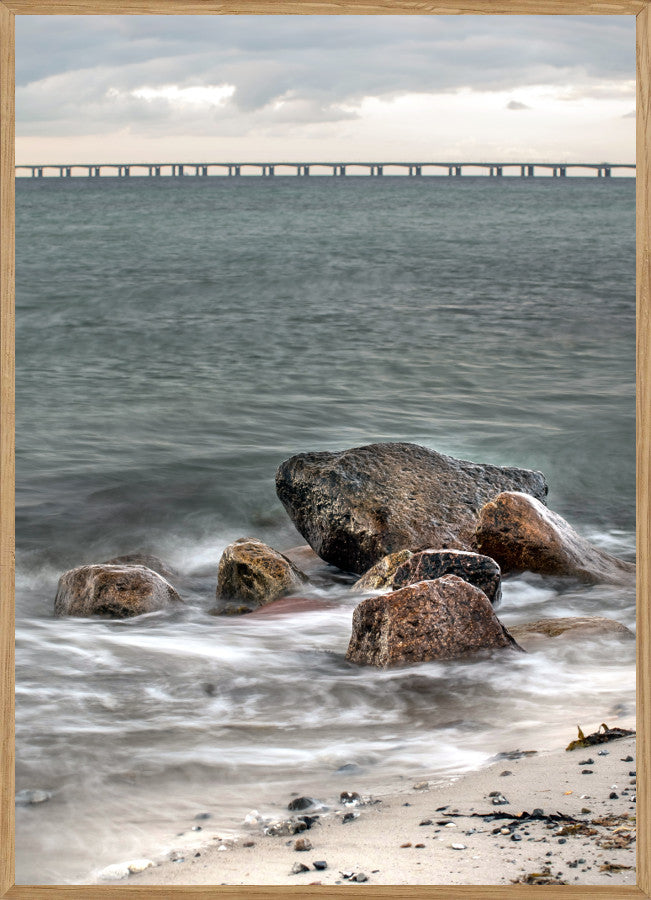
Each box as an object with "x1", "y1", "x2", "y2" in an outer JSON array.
[
  {"x1": 215, "y1": 538, "x2": 307, "y2": 611},
  {"x1": 353, "y1": 550, "x2": 414, "y2": 591},
  {"x1": 54, "y1": 564, "x2": 182, "y2": 618},
  {"x1": 509, "y1": 616, "x2": 634, "y2": 650},
  {"x1": 391, "y1": 549, "x2": 502, "y2": 604},
  {"x1": 345, "y1": 575, "x2": 521, "y2": 668},
  {"x1": 294, "y1": 837, "x2": 313, "y2": 851},
  {"x1": 475, "y1": 492, "x2": 635, "y2": 585},
  {"x1": 276, "y1": 442, "x2": 547, "y2": 574},
  {"x1": 102, "y1": 553, "x2": 178, "y2": 582}
]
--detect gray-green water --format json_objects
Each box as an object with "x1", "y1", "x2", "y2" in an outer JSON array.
[{"x1": 15, "y1": 176, "x2": 635, "y2": 883}]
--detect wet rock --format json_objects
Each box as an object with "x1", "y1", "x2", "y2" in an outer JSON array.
[
  {"x1": 276, "y1": 442, "x2": 548, "y2": 574},
  {"x1": 216, "y1": 603, "x2": 251, "y2": 616},
  {"x1": 102, "y1": 553, "x2": 177, "y2": 582},
  {"x1": 244, "y1": 596, "x2": 338, "y2": 618},
  {"x1": 16, "y1": 789, "x2": 51, "y2": 805},
  {"x1": 265, "y1": 817, "x2": 308, "y2": 836},
  {"x1": 54, "y1": 564, "x2": 182, "y2": 618},
  {"x1": 509, "y1": 616, "x2": 633, "y2": 650},
  {"x1": 346, "y1": 576, "x2": 521, "y2": 668},
  {"x1": 475, "y1": 492, "x2": 635, "y2": 585},
  {"x1": 313, "y1": 860, "x2": 328, "y2": 870},
  {"x1": 288, "y1": 797, "x2": 319, "y2": 811},
  {"x1": 215, "y1": 538, "x2": 307, "y2": 611},
  {"x1": 391, "y1": 549, "x2": 502, "y2": 604},
  {"x1": 353, "y1": 550, "x2": 414, "y2": 591},
  {"x1": 294, "y1": 837, "x2": 313, "y2": 851}
]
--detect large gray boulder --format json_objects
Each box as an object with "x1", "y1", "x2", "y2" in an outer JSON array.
[
  {"x1": 215, "y1": 538, "x2": 307, "y2": 612},
  {"x1": 475, "y1": 492, "x2": 635, "y2": 585},
  {"x1": 276, "y1": 442, "x2": 547, "y2": 574},
  {"x1": 55, "y1": 564, "x2": 182, "y2": 618},
  {"x1": 346, "y1": 575, "x2": 521, "y2": 668}
]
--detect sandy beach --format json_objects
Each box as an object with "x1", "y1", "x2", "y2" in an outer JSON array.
[{"x1": 115, "y1": 729, "x2": 636, "y2": 888}]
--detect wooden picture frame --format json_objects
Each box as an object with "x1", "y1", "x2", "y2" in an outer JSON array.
[{"x1": 0, "y1": 2, "x2": 648, "y2": 897}]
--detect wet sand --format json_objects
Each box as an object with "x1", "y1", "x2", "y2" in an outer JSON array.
[{"x1": 117, "y1": 730, "x2": 636, "y2": 888}]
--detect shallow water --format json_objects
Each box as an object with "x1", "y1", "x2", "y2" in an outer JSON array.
[{"x1": 15, "y1": 176, "x2": 635, "y2": 883}]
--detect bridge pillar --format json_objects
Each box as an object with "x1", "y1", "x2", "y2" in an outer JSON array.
[
  {"x1": 560, "y1": 166, "x2": 566, "y2": 177},
  {"x1": 496, "y1": 166, "x2": 502, "y2": 176},
  {"x1": 455, "y1": 166, "x2": 462, "y2": 176},
  {"x1": 604, "y1": 167, "x2": 611, "y2": 177},
  {"x1": 520, "y1": 165, "x2": 526, "y2": 177},
  {"x1": 527, "y1": 165, "x2": 534, "y2": 177}
]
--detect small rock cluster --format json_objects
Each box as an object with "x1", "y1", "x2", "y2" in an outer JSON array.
[{"x1": 53, "y1": 441, "x2": 634, "y2": 669}]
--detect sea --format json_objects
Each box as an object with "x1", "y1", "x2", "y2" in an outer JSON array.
[{"x1": 14, "y1": 174, "x2": 636, "y2": 883}]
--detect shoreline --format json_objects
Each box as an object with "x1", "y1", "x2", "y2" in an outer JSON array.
[{"x1": 117, "y1": 729, "x2": 636, "y2": 887}]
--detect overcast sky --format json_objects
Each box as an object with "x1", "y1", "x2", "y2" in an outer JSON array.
[{"x1": 15, "y1": 16, "x2": 635, "y2": 165}]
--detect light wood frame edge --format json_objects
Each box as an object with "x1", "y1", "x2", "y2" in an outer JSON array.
[{"x1": 1, "y1": 1, "x2": 648, "y2": 898}]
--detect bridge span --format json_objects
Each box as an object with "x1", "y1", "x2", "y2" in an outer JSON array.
[{"x1": 16, "y1": 161, "x2": 635, "y2": 179}]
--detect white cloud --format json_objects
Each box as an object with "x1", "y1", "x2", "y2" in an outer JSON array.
[
  {"x1": 129, "y1": 84, "x2": 236, "y2": 107},
  {"x1": 15, "y1": 15, "x2": 636, "y2": 163}
]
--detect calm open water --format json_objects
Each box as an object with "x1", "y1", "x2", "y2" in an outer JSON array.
[{"x1": 15, "y1": 176, "x2": 635, "y2": 883}]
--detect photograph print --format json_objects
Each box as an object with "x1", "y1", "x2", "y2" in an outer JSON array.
[{"x1": 13, "y1": 12, "x2": 637, "y2": 887}]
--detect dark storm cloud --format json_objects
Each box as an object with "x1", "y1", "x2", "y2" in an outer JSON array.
[{"x1": 16, "y1": 15, "x2": 634, "y2": 136}]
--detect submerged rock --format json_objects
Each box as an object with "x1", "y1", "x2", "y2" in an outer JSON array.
[
  {"x1": 346, "y1": 575, "x2": 521, "y2": 668},
  {"x1": 215, "y1": 538, "x2": 307, "y2": 611},
  {"x1": 391, "y1": 549, "x2": 502, "y2": 604},
  {"x1": 54, "y1": 564, "x2": 182, "y2": 618},
  {"x1": 509, "y1": 616, "x2": 633, "y2": 649},
  {"x1": 276, "y1": 442, "x2": 547, "y2": 574},
  {"x1": 15, "y1": 789, "x2": 51, "y2": 805},
  {"x1": 353, "y1": 550, "x2": 414, "y2": 591},
  {"x1": 243, "y1": 596, "x2": 338, "y2": 617},
  {"x1": 475, "y1": 492, "x2": 635, "y2": 585}
]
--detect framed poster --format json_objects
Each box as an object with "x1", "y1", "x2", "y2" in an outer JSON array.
[{"x1": 1, "y1": 2, "x2": 648, "y2": 897}]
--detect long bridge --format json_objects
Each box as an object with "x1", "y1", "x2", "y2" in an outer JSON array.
[{"x1": 15, "y1": 161, "x2": 635, "y2": 178}]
